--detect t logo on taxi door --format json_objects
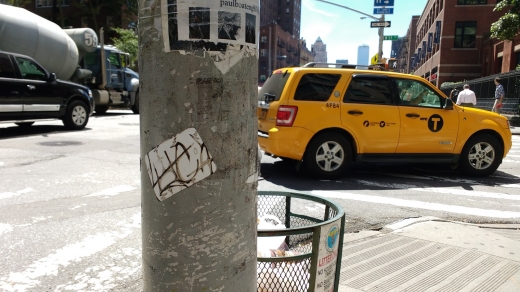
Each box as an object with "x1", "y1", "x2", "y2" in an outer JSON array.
[{"x1": 428, "y1": 114, "x2": 443, "y2": 132}]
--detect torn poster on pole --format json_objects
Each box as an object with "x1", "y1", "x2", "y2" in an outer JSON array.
[
  {"x1": 162, "y1": 0, "x2": 259, "y2": 52},
  {"x1": 144, "y1": 128, "x2": 217, "y2": 202}
]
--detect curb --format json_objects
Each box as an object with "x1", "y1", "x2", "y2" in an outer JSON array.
[{"x1": 382, "y1": 216, "x2": 520, "y2": 232}]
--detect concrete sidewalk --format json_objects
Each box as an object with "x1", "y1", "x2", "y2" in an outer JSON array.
[{"x1": 338, "y1": 217, "x2": 520, "y2": 292}]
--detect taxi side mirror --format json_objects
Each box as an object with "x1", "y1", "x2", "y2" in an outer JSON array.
[{"x1": 445, "y1": 98, "x2": 453, "y2": 110}]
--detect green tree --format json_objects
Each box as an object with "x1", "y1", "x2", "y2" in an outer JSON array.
[
  {"x1": 491, "y1": 0, "x2": 520, "y2": 40},
  {"x1": 112, "y1": 28, "x2": 138, "y2": 70},
  {"x1": 73, "y1": 0, "x2": 137, "y2": 34},
  {"x1": 2, "y1": 0, "x2": 31, "y2": 6}
]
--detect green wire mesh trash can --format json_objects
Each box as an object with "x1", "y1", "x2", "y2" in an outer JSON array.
[{"x1": 257, "y1": 191, "x2": 346, "y2": 292}]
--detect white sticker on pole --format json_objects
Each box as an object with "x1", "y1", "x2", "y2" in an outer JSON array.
[
  {"x1": 162, "y1": 0, "x2": 259, "y2": 52},
  {"x1": 315, "y1": 222, "x2": 340, "y2": 292},
  {"x1": 145, "y1": 128, "x2": 217, "y2": 201}
]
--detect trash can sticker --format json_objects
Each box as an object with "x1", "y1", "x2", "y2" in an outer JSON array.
[
  {"x1": 316, "y1": 222, "x2": 340, "y2": 292},
  {"x1": 144, "y1": 128, "x2": 217, "y2": 202}
]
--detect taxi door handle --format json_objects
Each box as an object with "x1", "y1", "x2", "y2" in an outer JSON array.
[
  {"x1": 406, "y1": 113, "x2": 420, "y2": 118},
  {"x1": 27, "y1": 85, "x2": 36, "y2": 90},
  {"x1": 348, "y1": 110, "x2": 363, "y2": 115}
]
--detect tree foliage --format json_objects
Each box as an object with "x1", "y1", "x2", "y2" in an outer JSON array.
[
  {"x1": 73, "y1": 0, "x2": 137, "y2": 34},
  {"x1": 491, "y1": 0, "x2": 520, "y2": 40},
  {"x1": 112, "y1": 28, "x2": 138, "y2": 70},
  {"x1": 1, "y1": 0, "x2": 31, "y2": 6}
]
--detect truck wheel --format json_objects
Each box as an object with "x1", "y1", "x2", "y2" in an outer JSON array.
[
  {"x1": 95, "y1": 105, "x2": 109, "y2": 115},
  {"x1": 131, "y1": 92, "x2": 139, "y2": 114},
  {"x1": 15, "y1": 122, "x2": 34, "y2": 128},
  {"x1": 303, "y1": 132, "x2": 352, "y2": 179},
  {"x1": 459, "y1": 133, "x2": 502, "y2": 177},
  {"x1": 63, "y1": 100, "x2": 89, "y2": 130}
]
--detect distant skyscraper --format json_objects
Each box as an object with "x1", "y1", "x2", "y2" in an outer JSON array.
[
  {"x1": 336, "y1": 59, "x2": 348, "y2": 66},
  {"x1": 357, "y1": 44, "x2": 369, "y2": 65},
  {"x1": 312, "y1": 37, "x2": 327, "y2": 66}
]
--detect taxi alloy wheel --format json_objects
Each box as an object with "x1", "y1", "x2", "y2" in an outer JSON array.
[
  {"x1": 304, "y1": 133, "x2": 352, "y2": 179},
  {"x1": 459, "y1": 133, "x2": 502, "y2": 177}
]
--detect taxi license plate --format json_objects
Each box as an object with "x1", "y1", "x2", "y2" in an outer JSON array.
[{"x1": 260, "y1": 109, "x2": 267, "y2": 120}]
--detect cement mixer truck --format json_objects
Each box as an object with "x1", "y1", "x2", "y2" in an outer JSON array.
[{"x1": 0, "y1": 4, "x2": 140, "y2": 115}]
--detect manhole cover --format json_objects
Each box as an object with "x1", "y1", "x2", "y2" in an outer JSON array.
[
  {"x1": 119, "y1": 123, "x2": 140, "y2": 126},
  {"x1": 38, "y1": 141, "x2": 84, "y2": 146}
]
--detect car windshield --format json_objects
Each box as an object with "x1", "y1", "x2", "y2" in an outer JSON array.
[{"x1": 258, "y1": 70, "x2": 290, "y2": 102}]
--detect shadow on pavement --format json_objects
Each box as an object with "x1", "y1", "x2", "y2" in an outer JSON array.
[{"x1": 260, "y1": 158, "x2": 520, "y2": 192}]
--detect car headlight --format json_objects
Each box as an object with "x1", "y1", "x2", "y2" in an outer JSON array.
[{"x1": 88, "y1": 89, "x2": 93, "y2": 98}]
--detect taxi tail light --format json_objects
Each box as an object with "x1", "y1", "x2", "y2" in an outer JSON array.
[{"x1": 276, "y1": 106, "x2": 298, "y2": 126}]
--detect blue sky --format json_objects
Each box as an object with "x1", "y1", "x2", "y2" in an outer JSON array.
[{"x1": 301, "y1": 0, "x2": 428, "y2": 64}]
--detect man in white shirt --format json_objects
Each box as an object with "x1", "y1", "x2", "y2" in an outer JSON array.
[{"x1": 455, "y1": 84, "x2": 477, "y2": 107}]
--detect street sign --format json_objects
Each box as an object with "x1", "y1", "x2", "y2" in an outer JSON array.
[
  {"x1": 373, "y1": 7, "x2": 394, "y2": 14},
  {"x1": 384, "y1": 35, "x2": 398, "y2": 40},
  {"x1": 374, "y1": 0, "x2": 394, "y2": 7},
  {"x1": 370, "y1": 21, "x2": 391, "y2": 28}
]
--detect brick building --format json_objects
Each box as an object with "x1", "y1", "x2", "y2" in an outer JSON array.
[
  {"x1": 408, "y1": 0, "x2": 506, "y2": 87},
  {"x1": 258, "y1": 0, "x2": 313, "y2": 85},
  {"x1": 400, "y1": 16, "x2": 420, "y2": 74},
  {"x1": 258, "y1": 24, "x2": 301, "y2": 83}
]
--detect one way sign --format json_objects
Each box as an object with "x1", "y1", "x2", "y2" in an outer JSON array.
[
  {"x1": 370, "y1": 21, "x2": 391, "y2": 28},
  {"x1": 374, "y1": 0, "x2": 395, "y2": 6}
]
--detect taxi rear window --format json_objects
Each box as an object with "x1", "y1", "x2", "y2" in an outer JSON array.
[{"x1": 259, "y1": 70, "x2": 290, "y2": 102}]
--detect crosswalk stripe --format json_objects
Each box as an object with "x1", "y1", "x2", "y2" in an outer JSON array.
[
  {"x1": 503, "y1": 159, "x2": 520, "y2": 163},
  {"x1": 0, "y1": 213, "x2": 141, "y2": 291},
  {"x1": 312, "y1": 191, "x2": 520, "y2": 219},
  {"x1": 354, "y1": 179, "x2": 520, "y2": 200}
]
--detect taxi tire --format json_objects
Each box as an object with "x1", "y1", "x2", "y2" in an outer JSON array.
[
  {"x1": 459, "y1": 133, "x2": 502, "y2": 177},
  {"x1": 303, "y1": 133, "x2": 352, "y2": 179}
]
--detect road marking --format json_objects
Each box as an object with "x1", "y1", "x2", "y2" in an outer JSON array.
[
  {"x1": 312, "y1": 191, "x2": 520, "y2": 219},
  {"x1": 355, "y1": 179, "x2": 520, "y2": 200},
  {"x1": 503, "y1": 159, "x2": 520, "y2": 163},
  {"x1": 84, "y1": 185, "x2": 136, "y2": 198},
  {"x1": 0, "y1": 187, "x2": 33, "y2": 200},
  {"x1": 0, "y1": 213, "x2": 140, "y2": 291},
  {"x1": 70, "y1": 204, "x2": 87, "y2": 210},
  {"x1": 0, "y1": 223, "x2": 13, "y2": 236},
  {"x1": 506, "y1": 154, "x2": 520, "y2": 157}
]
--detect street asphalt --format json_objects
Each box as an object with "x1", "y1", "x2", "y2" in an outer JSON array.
[{"x1": 338, "y1": 217, "x2": 520, "y2": 291}]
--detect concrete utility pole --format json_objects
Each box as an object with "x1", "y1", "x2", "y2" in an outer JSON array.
[{"x1": 138, "y1": 1, "x2": 259, "y2": 291}]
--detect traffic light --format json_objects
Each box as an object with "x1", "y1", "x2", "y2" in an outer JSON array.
[{"x1": 387, "y1": 58, "x2": 398, "y2": 71}]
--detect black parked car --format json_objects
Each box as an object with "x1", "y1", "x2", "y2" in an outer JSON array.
[{"x1": 0, "y1": 51, "x2": 94, "y2": 130}]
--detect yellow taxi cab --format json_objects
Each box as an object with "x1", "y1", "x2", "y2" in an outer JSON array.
[{"x1": 257, "y1": 63, "x2": 512, "y2": 179}]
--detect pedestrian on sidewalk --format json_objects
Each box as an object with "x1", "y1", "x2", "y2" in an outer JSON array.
[
  {"x1": 493, "y1": 77, "x2": 505, "y2": 113},
  {"x1": 455, "y1": 84, "x2": 477, "y2": 107}
]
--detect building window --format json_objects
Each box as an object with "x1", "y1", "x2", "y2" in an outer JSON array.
[
  {"x1": 260, "y1": 35, "x2": 267, "y2": 43},
  {"x1": 454, "y1": 21, "x2": 476, "y2": 48},
  {"x1": 260, "y1": 49, "x2": 267, "y2": 57},
  {"x1": 457, "y1": 0, "x2": 486, "y2": 4},
  {"x1": 260, "y1": 75, "x2": 267, "y2": 81},
  {"x1": 286, "y1": 8, "x2": 289, "y2": 13},
  {"x1": 36, "y1": 0, "x2": 69, "y2": 8}
]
